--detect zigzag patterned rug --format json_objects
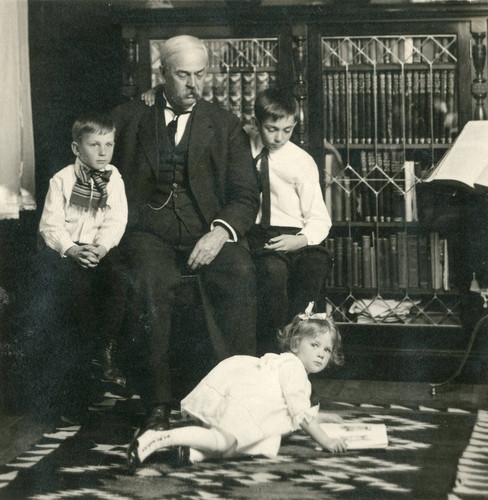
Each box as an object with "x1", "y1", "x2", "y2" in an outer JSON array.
[{"x1": 0, "y1": 392, "x2": 482, "y2": 500}]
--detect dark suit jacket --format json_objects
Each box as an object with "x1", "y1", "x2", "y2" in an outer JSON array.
[{"x1": 111, "y1": 94, "x2": 259, "y2": 240}]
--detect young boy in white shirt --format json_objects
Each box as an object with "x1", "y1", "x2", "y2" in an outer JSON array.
[
  {"x1": 248, "y1": 88, "x2": 333, "y2": 354},
  {"x1": 38, "y1": 113, "x2": 128, "y2": 414}
]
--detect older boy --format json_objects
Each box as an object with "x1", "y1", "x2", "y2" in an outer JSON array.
[
  {"x1": 38, "y1": 112, "x2": 128, "y2": 403},
  {"x1": 248, "y1": 88, "x2": 333, "y2": 354}
]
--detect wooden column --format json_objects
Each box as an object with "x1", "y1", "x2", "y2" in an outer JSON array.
[
  {"x1": 293, "y1": 33, "x2": 308, "y2": 148},
  {"x1": 471, "y1": 24, "x2": 488, "y2": 120}
]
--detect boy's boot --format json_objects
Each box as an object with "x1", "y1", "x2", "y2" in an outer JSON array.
[{"x1": 91, "y1": 339, "x2": 126, "y2": 388}]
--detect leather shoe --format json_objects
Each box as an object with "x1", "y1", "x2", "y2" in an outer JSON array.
[
  {"x1": 127, "y1": 438, "x2": 141, "y2": 473},
  {"x1": 140, "y1": 404, "x2": 171, "y2": 433}
]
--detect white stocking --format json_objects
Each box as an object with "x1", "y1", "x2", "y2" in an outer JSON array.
[{"x1": 136, "y1": 426, "x2": 236, "y2": 463}]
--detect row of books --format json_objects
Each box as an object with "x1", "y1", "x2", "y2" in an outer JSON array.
[
  {"x1": 323, "y1": 68, "x2": 456, "y2": 145},
  {"x1": 201, "y1": 71, "x2": 276, "y2": 123},
  {"x1": 325, "y1": 232, "x2": 450, "y2": 291},
  {"x1": 324, "y1": 152, "x2": 420, "y2": 223},
  {"x1": 205, "y1": 39, "x2": 279, "y2": 70},
  {"x1": 322, "y1": 36, "x2": 455, "y2": 67}
]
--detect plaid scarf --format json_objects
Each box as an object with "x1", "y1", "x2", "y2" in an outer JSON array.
[{"x1": 70, "y1": 159, "x2": 112, "y2": 210}]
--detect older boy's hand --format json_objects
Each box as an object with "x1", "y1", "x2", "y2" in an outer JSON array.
[
  {"x1": 141, "y1": 88, "x2": 156, "y2": 107},
  {"x1": 264, "y1": 234, "x2": 308, "y2": 252}
]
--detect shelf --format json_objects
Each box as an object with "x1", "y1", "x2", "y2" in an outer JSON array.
[
  {"x1": 327, "y1": 143, "x2": 452, "y2": 150},
  {"x1": 326, "y1": 287, "x2": 460, "y2": 296}
]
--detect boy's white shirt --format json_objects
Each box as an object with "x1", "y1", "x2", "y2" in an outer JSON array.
[
  {"x1": 39, "y1": 162, "x2": 128, "y2": 257},
  {"x1": 250, "y1": 132, "x2": 332, "y2": 245}
]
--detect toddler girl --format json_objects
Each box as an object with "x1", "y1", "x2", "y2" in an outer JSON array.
[{"x1": 127, "y1": 302, "x2": 347, "y2": 469}]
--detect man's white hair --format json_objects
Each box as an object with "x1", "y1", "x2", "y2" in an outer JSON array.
[{"x1": 160, "y1": 35, "x2": 208, "y2": 69}]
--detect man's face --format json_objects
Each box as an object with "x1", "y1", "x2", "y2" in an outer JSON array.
[
  {"x1": 257, "y1": 115, "x2": 297, "y2": 152},
  {"x1": 161, "y1": 48, "x2": 207, "y2": 113}
]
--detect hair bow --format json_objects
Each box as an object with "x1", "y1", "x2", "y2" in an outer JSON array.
[{"x1": 297, "y1": 301, "x2": 327, "y2": 320}]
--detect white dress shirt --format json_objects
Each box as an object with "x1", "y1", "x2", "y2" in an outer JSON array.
[
  {"x1": 250, "y1": 134, "x2": 332, "y2": 245},
  {"x1": 39, "y1": 162, "x2": 128, "y2": 257}
]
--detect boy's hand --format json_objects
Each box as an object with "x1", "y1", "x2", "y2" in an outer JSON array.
[
  {"x1": 141, "y1": 88, "x2": 156, "y2": 107},
  {"x1": 84, "y1": 244, "x2": 108, "y2": 260},
  {"x1": 264, "y1": 234, "x2": 307, "y2": 252},
  {"x1": 65, "y1": 244, "x2": 100, "y2": 268},
  {"x1": 323, "y1": 438, "x2": 348, "y2": 453}
]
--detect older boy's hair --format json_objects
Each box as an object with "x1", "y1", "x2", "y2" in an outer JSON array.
[
  {"x1": 72, "y1": 112, "x2": 115, "y2": 142},
  {"x1": 254, "y1": 87, "x2": 299, "y2": 124}
]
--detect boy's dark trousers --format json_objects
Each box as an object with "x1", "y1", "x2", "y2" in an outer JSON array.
[
  {"x1": 249, "y1": 225, "x2": 333, "y2": 355},
  {"x1": 16, "y1": 245, "x2": 128, "y2": 415}
]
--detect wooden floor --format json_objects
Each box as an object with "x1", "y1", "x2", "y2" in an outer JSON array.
[{"x1": 1, "y1": 379, "x2": 486, "y2": 467}]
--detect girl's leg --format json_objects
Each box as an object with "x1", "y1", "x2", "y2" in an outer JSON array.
[{"x1": 134, "y1": 426, "x2": 236, "y2": 463}]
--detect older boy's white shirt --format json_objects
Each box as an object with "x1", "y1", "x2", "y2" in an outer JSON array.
[
  {"x1": 39, "y1": 163, "x2": 128, "y2": 257},
  {"x1": 251, "y1": 135, "x2": 331, "y2": 245}
]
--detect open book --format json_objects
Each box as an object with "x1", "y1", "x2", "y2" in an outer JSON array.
[
  {"x1": 319, "y1": 423, "x2": 388, "y2": 450},
  {"x1": 425, "y1": 120, "x2": 488, "y2": 191}
]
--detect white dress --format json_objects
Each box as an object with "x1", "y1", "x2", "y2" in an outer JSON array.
[{"x1": 180, "y1": 352, "x2": 319, "y2": 457}]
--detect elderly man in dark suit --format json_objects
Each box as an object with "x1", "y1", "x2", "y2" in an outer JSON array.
[{"x1": 111, "y1": 35, "x2": 259, "y2": 433}]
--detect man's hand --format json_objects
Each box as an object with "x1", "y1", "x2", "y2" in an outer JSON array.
[
  {"x1": 65, "y1": 244, "x2": 100, "y2": 268},
  {"x1": 264, "y1": 234, "x2": 307, "y2": 252},
  {"x1": 187, "y1": 226, "x2": 229, "y2": 271}
]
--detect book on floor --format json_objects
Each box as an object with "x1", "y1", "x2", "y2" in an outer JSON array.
[{"x1": 319, "y1": 423, "x2": 388, "y2": 450}]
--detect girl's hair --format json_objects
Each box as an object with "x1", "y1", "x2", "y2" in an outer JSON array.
[
  {"x1": 72, "y1": 112, "x2": 115, "y2": 142},
  {"x1": 277, "y1": 315, "x2": 345, "y2": 366},
  {"x1": 254, "y1": 87, "x2": 300, "y2": 124}
]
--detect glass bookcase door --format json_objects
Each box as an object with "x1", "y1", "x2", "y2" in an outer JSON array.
[
  {"x1": 320, "y1": 34, "x2": 462, "y2": 328},
  {"x1": 149, "y1": 37, "x2": 279, "y2": 126}
]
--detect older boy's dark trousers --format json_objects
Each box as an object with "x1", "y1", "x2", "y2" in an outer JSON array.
[{"x1": 249, "y1": 225, "x2": 333, "y2": 353}]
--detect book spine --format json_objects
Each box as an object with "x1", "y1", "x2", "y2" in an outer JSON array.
[
  {"x1": 353, "y1": 241, "x2": 360, "y2": 287},
  {"x1": 407, "y1": 234, "x2": 419, "y2": 288},
  {"x1": 418, "y1": 71, "x2": 426, "y2": 144},
  {"x1": 345, "y1": 236, "x2": 353, "y2": 288},
  {"x1": 340, "y1": 71, "x2": 347, "y2": 144},
  {"x1": 358, "y1": 71, "x2": 366, "y2": 144},
  {"x1": 446, "y1": 69, "x2": 455, "y2": 144},
  {"x1": 344, "y1": 176, "x2": 352, "y2": 222},
  {"x1": 379, "y1": 72, "x2": 387, "y2": 144},
  {"x1": 352, "y1": 71, "x2": 359, "y2": 144},
  {"x1": 412, "y1": 70, "x2": 420, "y2": 144},
  {"x1": 418, "y1": 235, "x2": 430, "y2": 289},
  {"x1": 365, "y1": 72, "x2": 373, "y2": 144},
  {"x1": 439, "y1": 69, "x2": 448, "y2": 144},
  {"x1": 362, "y1": 235, "x2": 372, "y2": 288},
  {"x1": 324, "y1": 75, "x2": 333, "y2": 143},
  {"x1": 398, "y1": 231, "x2": 408, "y2": 289},
  {"x1": 213, "y1": 73, "x2": 229, "y2": 110},
  {"x1": 386, "y1": 71, "x2": 393, "y2": 144},
  {"x1": 389, "y1": 234, "x2": 399, "y2": 288},
  {"x1": 242, "y1": 72, "x2": 256, "y2": 125},
  {"x1": 256, "y1": 71, "x2": 270, "y2": 95},
  {"x1": 334, "y1": 236, "x2": 344, "y2": 287},
  {"x1": 333, "y1": 73, "x2": 341, "y2": 143},
  {"x1": 202, "y1": 73, "x2": 214, "y2": 103},
  {"x1": 433, "y1": 70, "x2": 441, "y2": 144},
  {"x1": 229, "y1": 72, "x2": 243, "y2": 120},
  {"x1": 327, "y1": 238, "x2": 335, "y2": 287},
  {"x1": 405, "y1": 71, "x2": 413, "y2": 144}
]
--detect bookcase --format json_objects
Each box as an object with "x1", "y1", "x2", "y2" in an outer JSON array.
[
  {"x1": 115, "y1": 2, "x2": 488, "y2": 381},
  {"x1": 319, "y1": 32, "x2": 463, "y2": 328}
]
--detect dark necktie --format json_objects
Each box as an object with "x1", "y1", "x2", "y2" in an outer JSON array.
[
  {"x1": 254, "y1": 147, "x2": 271, "y2": 229},
  {"x1": 166, "y1": 108, "x2": 191, "y2": 148}
]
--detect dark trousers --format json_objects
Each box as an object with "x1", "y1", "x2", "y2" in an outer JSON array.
[
  {"x1": 15, "y1": 245, "x2": 128, "y2": 414},
  {"x1": 249, "y1": 225, "x2": 333, "y2": 355},
  {"x1": 121, "y1": 206, "x2": 257, "y2": 408}
]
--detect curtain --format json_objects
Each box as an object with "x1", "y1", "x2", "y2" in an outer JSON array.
[{"x1": 0, "y1": 0, "x2": 35, "y2": 219}]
